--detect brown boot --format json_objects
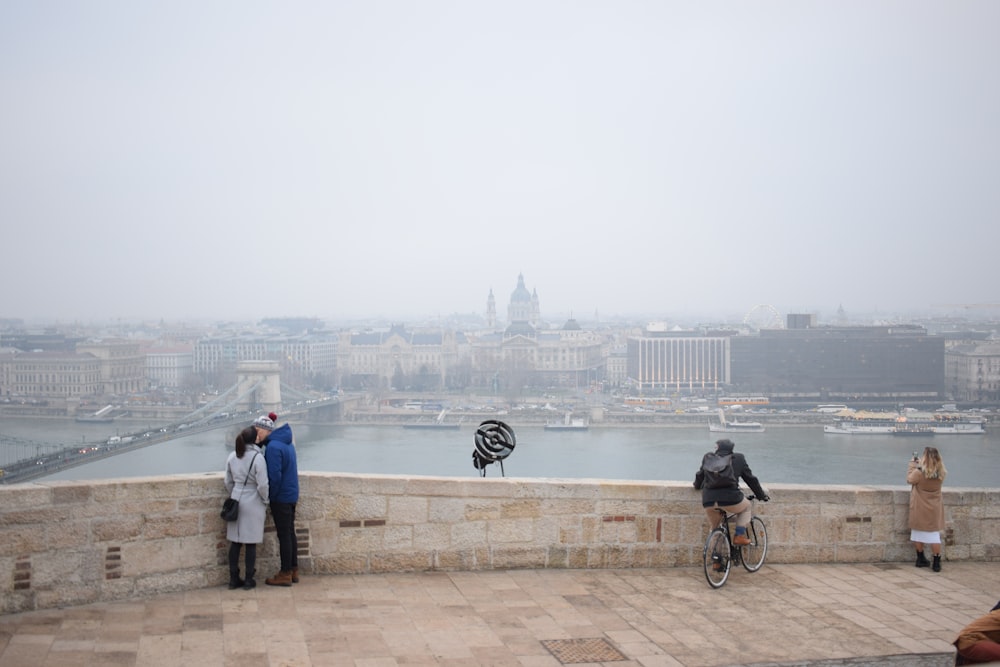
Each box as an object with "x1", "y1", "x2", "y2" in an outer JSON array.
[
  {"x1": 265, "y1": 570, "x2": 293, "y2": 587},
  {"x1": 291, "y1": 567, "x2": 299, "y2": 583}
]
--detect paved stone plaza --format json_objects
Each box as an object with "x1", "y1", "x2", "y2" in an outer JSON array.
[{"x1": 1, "y1": 561, "x2": 995, "y2": 666}]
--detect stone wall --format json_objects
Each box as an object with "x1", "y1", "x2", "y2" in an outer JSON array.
[{"x1": 1, "y1": 473, "x2": 998, "y2": 613}]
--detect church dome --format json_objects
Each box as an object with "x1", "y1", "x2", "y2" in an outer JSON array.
[
  {"x1": 503, "y1": 321, "x2": 536, "y2": 338},
  {"x1": 510, "y1": 273, "x2": 532, "y2": 303}
]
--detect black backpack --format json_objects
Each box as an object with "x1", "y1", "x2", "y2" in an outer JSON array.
[{"x1": 702, "y1": 452, "x2": 737, "y2": 489}]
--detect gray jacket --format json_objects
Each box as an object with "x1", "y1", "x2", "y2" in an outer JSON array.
[{"x1": 224, "y1": 445, "x2": 269, "y2": 544}]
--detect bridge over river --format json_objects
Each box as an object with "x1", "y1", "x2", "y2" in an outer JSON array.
[{"x1": 0, "y1": 393, "x2": 344, "y2": 485}]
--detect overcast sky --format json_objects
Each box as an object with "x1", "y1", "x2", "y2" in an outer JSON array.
[{"x1": 2, "y1": 2, "x2": 998, "y2": 326}]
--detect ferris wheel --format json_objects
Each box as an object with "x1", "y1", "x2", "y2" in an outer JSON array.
[{"x1": 742, "y1": 304, "x2": 783, "y2": 331}]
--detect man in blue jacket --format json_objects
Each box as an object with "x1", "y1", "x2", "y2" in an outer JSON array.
[{"x1": 254, "y1": 415, "x2": 300, "y2": 586}]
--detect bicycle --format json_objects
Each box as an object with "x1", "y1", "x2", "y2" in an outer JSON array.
[{"x1": 702, "y1": 494, "x2": 768, "y2": 589}]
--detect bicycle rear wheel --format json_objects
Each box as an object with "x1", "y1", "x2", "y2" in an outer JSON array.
[
  {"x1": 703, "y1": 528, "x2": 731, "y2": 588},
  {"x1": 740, "y1": 516, "x2": 768, "y2": 572}
]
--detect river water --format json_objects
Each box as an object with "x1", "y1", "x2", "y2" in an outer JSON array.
[{"x1": 4, "y1": 417, "x2": 998, "y2": 488}]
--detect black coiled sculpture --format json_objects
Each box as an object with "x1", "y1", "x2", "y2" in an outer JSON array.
[{"x1": 472, "y1": 420, "x2": 515, "y2": 477}]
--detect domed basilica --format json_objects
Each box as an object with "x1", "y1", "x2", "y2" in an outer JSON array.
[{"x1": 473, "y1": 274, "x2": 605, "y2": 390}]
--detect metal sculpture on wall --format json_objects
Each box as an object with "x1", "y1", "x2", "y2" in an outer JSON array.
[{"x1": 472, "y1": 420, "x2": 516, "y2": 477}]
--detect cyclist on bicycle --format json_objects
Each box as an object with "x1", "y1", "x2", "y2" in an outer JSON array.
[{"x1": 694, "y1": 438, "x2": 769, "y2": 545}]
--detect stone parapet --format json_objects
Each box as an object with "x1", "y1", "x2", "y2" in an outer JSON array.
[{"x1": 0, "y1": 473, "x2": 996, "y2": 613}]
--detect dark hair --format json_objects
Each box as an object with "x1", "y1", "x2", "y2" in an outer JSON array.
[{"x1": 234, "y1": 426, "x2": 257, "y2": 458}]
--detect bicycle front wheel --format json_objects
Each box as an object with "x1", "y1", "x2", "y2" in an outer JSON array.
[
  {"x1": 703, "y1": 528, "x2": 732, "y2": 588},
  {"x1": 741, "y1": 516, "x2": 768, "y2": 572}
]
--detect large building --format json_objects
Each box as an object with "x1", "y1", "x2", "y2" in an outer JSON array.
[
  {"x1": 468, "y1": 275, "x2": 606, "y2": 391},
  {"x1": 0, "y1": 349, "x2": 102, "y2": 399},
  {"x1": 622, "y1": 322, "x2": 947, "y2": 402},
  {"x1": 145, "y1": 346, "x2": 195, "y2": 389},
  {"x1": 945, "y1": 341, "x2": 1000, "y2": 402},
  {"x1": 0, "y1": 339, "x2": 146, "y2": 399},
  {"x1": 334, "y1": 275, "x2": 609, "y2": 392},
  {"x1": 605, "y1": 343, "x2": 629, "y2": 386},
  {"x1": 193, "y1": 334, "x2": 338, "y2": 390},
  {"x1": 75, "y1": 340, "x2": 147, "y2": 397},
  {"x1": 469, "y1": 318, "x2": 606, "y2": 391},
  {"x1": 625, "y1": 332, "x2": 730, "y2": 393},
  {"x1": 729, "y1": 325, "x2": 945, "y2": 402},
  {"x1": 336, "y1": 325, "x2": 464, "y2": 391}
]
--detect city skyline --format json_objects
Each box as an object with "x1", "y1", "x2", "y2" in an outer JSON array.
[
  {"x1": 3, "y1": 3, "x2": 999, "y2": 324},
  {"x1": 2, "y1": 279, "x2": 999, "y2": 331}
]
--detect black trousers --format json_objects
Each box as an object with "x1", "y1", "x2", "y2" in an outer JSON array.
[
  {"x1": 228, "y1": 541, "x2": 256, "y2": 578},
  {"x1": 271, "y1": 501, "x2": 298, "y2": 572}
]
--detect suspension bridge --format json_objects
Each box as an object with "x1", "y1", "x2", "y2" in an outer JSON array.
[{"x1": 0, "y1": 362, "x2": 343, "y2": 485}]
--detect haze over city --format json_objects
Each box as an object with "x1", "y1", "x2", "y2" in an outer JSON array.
[{"x1": 2, "y1": 2, "x2": 998, "y2": 325}]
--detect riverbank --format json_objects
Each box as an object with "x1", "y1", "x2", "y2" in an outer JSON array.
[
  {"x1": 343, "y1": 408, "x2": 852, "y2": 429},
  {"x1": 4, "y1": 408, "x2": 994, "y2": 431},
  {"x1": 16, "y1": 417, "x2": 1000, "y2": 488},
  {"x1": 5, "y1": 397, "x2": 995, "y2": 436}
]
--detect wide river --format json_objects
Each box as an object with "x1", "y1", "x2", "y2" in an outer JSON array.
[{"x1": 5, "y1": 417, "x2": 999, "y2": 489}]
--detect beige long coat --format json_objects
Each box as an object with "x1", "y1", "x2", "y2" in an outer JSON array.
[{"x1": 907, "y1": 461, "x2": 945, "y2": 532}]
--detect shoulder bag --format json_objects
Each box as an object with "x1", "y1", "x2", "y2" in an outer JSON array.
[{"x1": 221, "y1": 452, "x2": 258, "y2": 521}]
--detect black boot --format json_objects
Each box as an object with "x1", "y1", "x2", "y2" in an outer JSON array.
[
  {"x1": 243, "y1": 544, "x2": 257, "y2": 589},
  {"x1": 228, "y1": 542, "x2": 244, "y2": 588},
  {"x1": 932, "y1": 555, "x2": 941, "y2": 572},
  {"x1": 915, "y1": 550, "x2": 930, "y2": 568}
]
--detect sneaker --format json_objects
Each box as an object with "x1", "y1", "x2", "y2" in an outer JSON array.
[{"x1": 733, "y1": 534, "x2": 751, "y2": 546}]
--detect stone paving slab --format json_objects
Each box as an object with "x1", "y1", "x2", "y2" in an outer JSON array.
[{"x1": 0, "y1": 562, "x2": 995, "y2": 666}]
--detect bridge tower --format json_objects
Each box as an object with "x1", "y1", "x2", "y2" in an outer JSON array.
[{"x1": 235, "y1": 361, "x2": 281, "y2": 415}]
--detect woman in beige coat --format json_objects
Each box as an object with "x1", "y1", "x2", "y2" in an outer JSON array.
[{"x1": 907, "y1": 446, "x2": 946, "y2": 572}]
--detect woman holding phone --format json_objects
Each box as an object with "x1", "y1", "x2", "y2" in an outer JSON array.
[{"x1": 907, "y1": 446, "x2": 947, "y2": 572}]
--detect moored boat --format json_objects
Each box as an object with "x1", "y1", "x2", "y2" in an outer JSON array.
[
  {"x1": 709, "y1": 408, "x2": 765, "y2": 433},
  {"x1": 824, "y1": 411, "x2": 986, "y2": 435},
  {"x1": 75, "y1": 404, "x2": 118, "y2": 423},
  {"x1": 544, "y1": 412, "x2": 589, "y2": 431}
]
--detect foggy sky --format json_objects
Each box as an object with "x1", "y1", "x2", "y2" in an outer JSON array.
[{"x1": 2, "y1": 2, "x2": 998, "y2": 325}]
